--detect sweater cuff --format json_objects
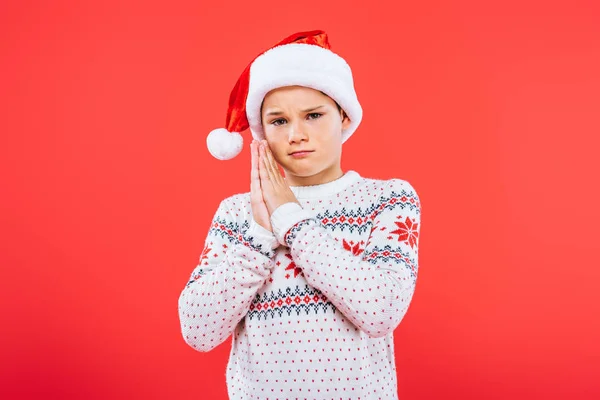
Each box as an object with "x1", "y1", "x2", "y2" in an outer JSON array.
[
  {"x1": 242, "y1": 218, "x2": 279, "y2": 258},
  {"x1": 270, "y1": 202, "x2": 313, "y2": 246}
]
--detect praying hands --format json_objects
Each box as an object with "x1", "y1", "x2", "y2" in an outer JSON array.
[{"x1": 249, "y1": 139, "x2": 300, "y2": 232}]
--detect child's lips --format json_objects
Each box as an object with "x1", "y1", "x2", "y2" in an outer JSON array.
[
  {"x1": 289, "y1": 150, "x2": 314, "y2": 158},
  {"x1": 289, "y1": 150, "x2": 314, "y2": 155}
]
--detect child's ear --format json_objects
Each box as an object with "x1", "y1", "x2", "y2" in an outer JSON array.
[{"x1": 341, "y1": 110, "x2": 351, "y2": 130}]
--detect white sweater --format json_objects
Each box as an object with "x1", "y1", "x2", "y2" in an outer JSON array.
[{"x1": 178, "y1": 170, "x2": 421, "y2": 399}]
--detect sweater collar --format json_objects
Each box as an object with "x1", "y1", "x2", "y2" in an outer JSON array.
[{"x1": 288, "y1": 170, "x2": 361, "y2": 199}]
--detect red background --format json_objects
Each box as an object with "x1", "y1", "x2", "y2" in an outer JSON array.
[{"x1": 1, "y1": 1, "x2": 599, "y2": 399}]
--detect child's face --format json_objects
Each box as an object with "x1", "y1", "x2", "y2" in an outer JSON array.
[{"x1": 260, "y1": 85, "x2": 351, "y2": 178}]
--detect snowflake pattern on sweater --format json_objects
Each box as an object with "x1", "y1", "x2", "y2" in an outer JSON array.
[{"x1": 178, "y1": 170, "x2": 421, "y2": 400}]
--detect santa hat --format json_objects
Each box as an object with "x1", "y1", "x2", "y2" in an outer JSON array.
[{"x1": 206, "y1": 30, "x2": 363, "y2": 160}]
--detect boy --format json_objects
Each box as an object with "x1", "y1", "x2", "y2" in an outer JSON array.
[{"x1": 178, "y1": 30, "x2": 421, "y2": 399}]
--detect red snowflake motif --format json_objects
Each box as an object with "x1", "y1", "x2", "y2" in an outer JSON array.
[
  {"x1": 342, "y1": 239, "x2": 365, "y2": 256},
  {"x1": 284, "y1": 253, "x2": 303, "y2": 278},
  {"x1": 390, "y1": 216, "x2": 419, "y2": 249},
  {"x1": 191, "y1": 245, "x2": 212, "y2": 280},
  {"x1": 200, "y1": 245, "x2": 212, "y2": 265}
]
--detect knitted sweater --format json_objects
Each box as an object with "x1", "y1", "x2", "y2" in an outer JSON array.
[{"x1": 178, "y1": 170, "x2": 421, "y2": 400}]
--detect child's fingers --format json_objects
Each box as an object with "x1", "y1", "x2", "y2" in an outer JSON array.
[
  {"x1": 250, "y1": 141, "x2": 261, "y2": 194},
  {"x1": 264, "y1": 143, "x2": 283, "y2": 185},
  {"x1": 258, "y1": 142, "x2": 271, "y2": 183},
  {"x1": 260, "y1": 142, "x2": 276, "y2": 180},
  {"x1": 260, "y1": 141, "x2": 277, "y2": 181}
]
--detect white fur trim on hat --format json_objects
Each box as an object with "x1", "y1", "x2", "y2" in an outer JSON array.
[
  {"x1": 245, "y1": 43, "x2": 362, "y2": 143},
  {"x1": 206, "y1": 128, "x2": 243, "y2": 160}
]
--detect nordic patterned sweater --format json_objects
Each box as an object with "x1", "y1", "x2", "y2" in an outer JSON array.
[{"x1": 178, "y1": 170, "x2": 421, "y2": 400}]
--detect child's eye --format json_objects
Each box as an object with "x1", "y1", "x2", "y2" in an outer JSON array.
[
  {"x1": 307, "y1": 113, "x2": 322, "y2": 120},
  {"x1": 271, "y1": 118, "x2": 286, "y2": 126}
]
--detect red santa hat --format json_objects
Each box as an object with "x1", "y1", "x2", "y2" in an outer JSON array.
[{"x1": 206, "y1": 29, "x2": 363, "y2": 160}]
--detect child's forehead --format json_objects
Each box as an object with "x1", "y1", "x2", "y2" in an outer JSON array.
[{"x1": 262, "y1": 87, "x2": 334, "y2": 107}]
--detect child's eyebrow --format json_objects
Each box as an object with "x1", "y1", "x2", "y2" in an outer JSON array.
[
  {"x1": 301, "y1": 105, "x2": 325, "y2": 113},
  {"x1": 265, "y1": 110, "x2": 284, "y2": 117}
]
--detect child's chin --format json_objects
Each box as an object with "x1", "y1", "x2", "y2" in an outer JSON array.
[{"x1": 286, "y1": 165, "x2": 323, "y2": 177}]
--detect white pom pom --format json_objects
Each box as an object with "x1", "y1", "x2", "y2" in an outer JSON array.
[{"x1": 206, "y1": 128, "x2": 243, "y2": 160}]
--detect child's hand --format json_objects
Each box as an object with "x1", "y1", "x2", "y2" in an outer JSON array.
[
  {"x1": 250, "y1": 140, "x2": 272, "y2": 232},
  {"x1": 258, "y1": 140, "x2": 300, "y2": 215}
]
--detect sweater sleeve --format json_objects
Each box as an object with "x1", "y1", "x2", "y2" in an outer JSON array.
[
  {"x1": 178, "y1": 196, "x2": 279, "y2": 352},
  {"x1": 270, "y1": 179, "x2": 421, "y2": 338}
]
